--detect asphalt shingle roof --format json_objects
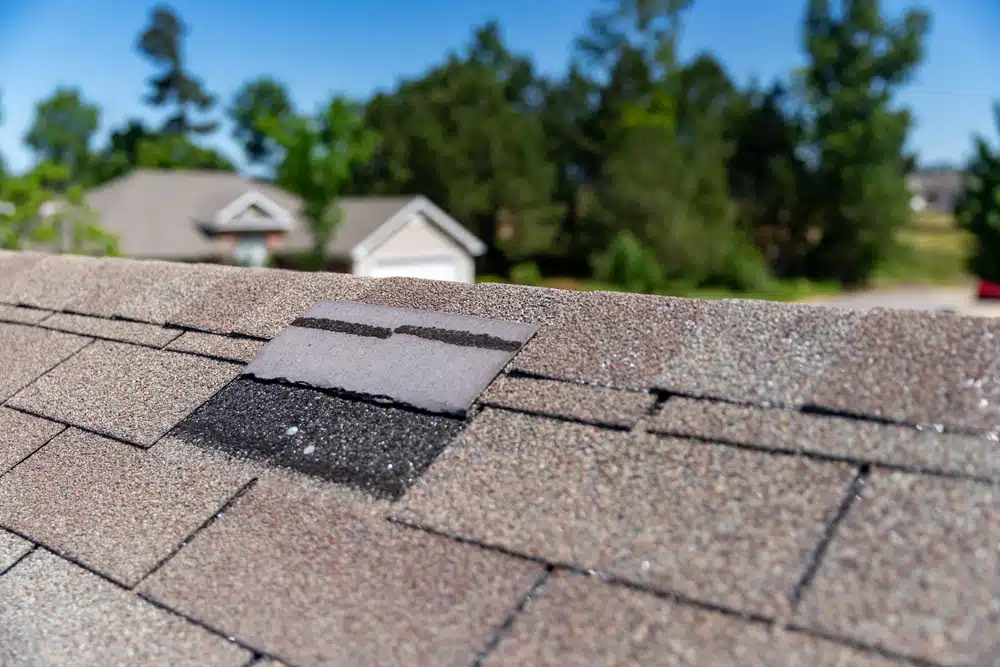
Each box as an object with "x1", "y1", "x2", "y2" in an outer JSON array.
[{"x1": 0, "y1": 249, "x2": 998, "y2": 667}]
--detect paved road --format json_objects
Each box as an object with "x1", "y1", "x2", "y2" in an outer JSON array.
[{"x1": 803, "y1": 285, "x2": 1000, "y2": 318}]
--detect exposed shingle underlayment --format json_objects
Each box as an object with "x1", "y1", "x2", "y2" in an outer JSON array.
[{"x1": 0, "y1": 250, "x2": 998, "y2": 667}]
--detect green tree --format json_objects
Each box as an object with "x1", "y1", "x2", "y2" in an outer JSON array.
[
  {"x1": 262, "y1": 96, "x2": 378, "y2": 265},
  {"x1": 800, "y1": 0, "x2": 930, "y2": 285},
  {"x1": 229, "y1": 77, "x2": 294, "y2": 168},
  {"x1": 23, "y1": 87, "x2": 100, "y2": 181},
  {"x1": 137, "y1": 4, "x2": 217, "y2": 136},
  {"x1": 352, "y1": 23, "x2": 563, "y2": 273},
  {"x1": 956, "y1": 101, "x2": 1000, "y2": 284}
]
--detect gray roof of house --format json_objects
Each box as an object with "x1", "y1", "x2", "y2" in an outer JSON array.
[
  {"x1": 0, "y1": 250, "x2": 998, "y2": 666},
  {"x1": 86, "y1": 169, "x2": 418, "y2": 259}
]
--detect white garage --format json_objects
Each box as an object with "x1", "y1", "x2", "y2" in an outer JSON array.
[{"x1": 369, "y1": 256, "x2": 461, "y2": 282}]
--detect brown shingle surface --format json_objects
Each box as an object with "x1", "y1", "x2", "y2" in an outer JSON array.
[
  {"x1": 446, "y1": 281, "x2": 561, "y2": 324},
  {"x1": 231, "y1": 269, "x2": 366, "y2": 339},
  {"x1": 796, "y1": 471, "x2": 1000, "y2": 665},
  {"x1": 1, "y1": 253, "x2": 110, "y2": 310},
  {"x1": 510, "y1": 291, "x2": 711, "y2": 389},
  {"x1": 808, "y1": 308, "x2": 1000, "y2": 434},
  {"x1": 167, "y1": 331, "x2": 265, "y2": 362},
  {"x1": 489, "y1": 573, "x2": 903, "y2": 667},
  {"x1": 0, "y1": 407, "x2": 64, "y2": 475},
  {"x1": 0, "y1": 549, "x2": 251, "y2": 666},
  {"x1": 140, "y1": 474, "x2": 544, "y2": 667},
  {"x1": 0, "y1": 304, "x2": 50, "y2": 324},
  {"x1": 0, "y1": 528, "x2": 32, "y2": 573},
  {"x1": 43, "y1": 312, "x2": 180, "y2": 347},
  {"x1": 357, "y1": 275, "x2": 476, "y2": 311},
  {"x1": 395, "y1": 409, "x2": 853, "y2": 617},
  {"x1": 0, "y1": 429, "x2": 255, "y2": 586},
  {"x1": 8, "y1": 340, "x2": 240, "y2": 446},
  {"x1": 479, "y1": 375, "x2": 655, "y2": 427},
  {"x1": 167, "y1": 268, "x2": 297, "y2": 334},
  {"x1": 651, "y1": 397, "x2": 1000, "y2": 478},
  {"x1": 656, "y1": 300, "x2": 862, "y2": 407},
  {"x1": 0, "y1": 323, "x2": 90, "y2": 401},
  {"x1": 0, "y1": 251, "x2": 45, "y2": 302}
]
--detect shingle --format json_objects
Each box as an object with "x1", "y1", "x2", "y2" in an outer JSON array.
[
  {"x1": 479, "y1": 375, "x2": 655, "y2": 428},
  {"x1": 0, "y1": 304, "x2": 51, "y2": 324},
  {"x1": 67, "y1": 259, "x2": 238, "y2": 324},
  {"x1": 230, "y1": 269, "x2": 366, "y2": 339},
  {"x1": 243, "y1": 300, "x2": 535, "y2": 416},
  {"x1": 357, "y1": 275, "x2": 476, "y2": 311},
  {"x1": 650, "y1": 397, "x2": 1000, "y2": 479},
  {"x1": 140, "y1": 474, "x2": 544, "y2": 667},
  {"x1": 167, "y1": 331, "x2": 265, "y2": 362},
  {"x1": 0, "y1": 549, "x2": 251, "y2": 666},
  {"x1": 656, "y1": 300, "x2": 863, "y2": 407},
  {"x1": 167, "y1": 267, "x2": 299, "y2": 334},
  {"x1": 3, "y1": 253, "x2": 111, "y2": 310},
  {"x1": 510, "y1": 290, "x2": 712, "y2": 390},
  {"x1": 0, "y1": 528, "x2": 32, "y2": 573},
  {"x1": 446, "y1": 281, "x2": 562, "y2": 324},
  {"x1": 0, "y1": 323, "x2": 90, "y2": 401},
  {"x1": 173, "y1": 378, "x2": 464, "y2": 500},
  {"x1": 489, "y1": 573, "x2": 902, "y2": 667},
  {"x1": 0, "y1": 407, "x2": 64, "y2": 475},
  {"x1": 395, "y1": 408, "x2": 854, "y2": 617},
  {"x1": 0, "y1": 251, "x2": 45, "y2": 302},
  {"x1": 808, "y1": 308, "x2": 1000, "y2": 434},
  {"x1": 796, "y1": 471, "x2": 1000, "y2": 666},
  {"x1": 0, "y1": 429, "x2": 255, "y2": 586},
  {"x1": 42, "y1": 312, "x2": 180, "y2": 347},
  {"x1": 8, "y1": 341, "x2": 240, "y2": 446}
]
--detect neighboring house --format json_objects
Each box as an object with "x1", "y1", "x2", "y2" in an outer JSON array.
[
  {"x1": 83, "y1": 169, "x2": 486, "y2": 282},
  {"x1": 906, "y1": 168, "x2": 962, "y2": 214}
]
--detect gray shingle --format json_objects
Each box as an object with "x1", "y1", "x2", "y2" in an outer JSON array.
[
  {"x1": 0, "y1": 407, "x2": 64, "y2": 476},
  {"x1": 357, "y1": 275, "x2": 476, "y2": 311},
  {"x1": 0, "y1": 549, "x2": 251, "y2": 666},
  {"x1": 0, "y1": 323, "x2": 90, "y2": 401},
  {"x1": 510, "y1": 291, "x2": 712, "y2": 390},
  {"x1": 8, "y1": 341, "x2": 240, "y2": 446},
  {"x1": 650, "y1": 397, "x2": 1000, "y2": 479},
  {"x1": 0, "y1": 305, "x2": 51, "y2": 324},
  {"x1": 489, "y1": 573, "x2": 903, "y2": 667},
  {"x1": 0, "y1": 429, "x2": 255, "y2": 586},
  {"x1": 479, "y1": 375, "x2": 655, "y2": 428},
  {"x1": 0, "y1": 251, "x2": 45, "y2": 303},
  {"x1": 395, "y1": 408, "x2": 854, "y2": 617},
  {"x1": 2, "y1": 253, "x2": 110, "y2": 310},
  {"x1": 230, "y1": 270, "x2": 366, "y2": 339},
  {"x1": 0, "y1": 528, "x2": 32, "y2": 573},
  {"x1": 166, "y1": 268, "x2": 298, "y2": 334},
  {"x1": 140, "y1": 474, "x2": 544, "y2": 667},
  {"x1": 656, "y1": 300, "x2": 863, "y2": 407},
  {"x1": 808, "y1": 308, "x2": 1000, "y2": 434},
  {"x1": 42, "y1": 312, "x2": 180, "y2": 347},
  {"x1": 167, "y1": 331, "x2": 265, "y2": 362},
  {"x1": 243, "y1": 300, "x2": 535, "y2": 416},
  {"x1": 796, "y1": 471, "x2": 1000, "y2": 666}
]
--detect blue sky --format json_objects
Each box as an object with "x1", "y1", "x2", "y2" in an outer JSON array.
[{"x1": 0, "y1": 0, "x2": 997, "y2": 174}]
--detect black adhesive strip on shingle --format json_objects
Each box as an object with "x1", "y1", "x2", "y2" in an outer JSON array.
[
  {"x1": 243, "y1": 300, "x2": 538, "y2": 417},
  {"x1": 290, "y1": 317, "x2": 393, "y2": 339},
  {"x1": 171, "y1": 377, "x2": 464, "y2": 500},
  {"x1": 393, "y1": 324, "x2": 523, "y2": 352}
]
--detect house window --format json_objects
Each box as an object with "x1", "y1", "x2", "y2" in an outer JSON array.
[{"x1": 233, "y1": 235, "x2": 269, "y2": 267}]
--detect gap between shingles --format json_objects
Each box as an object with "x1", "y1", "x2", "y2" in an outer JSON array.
[
  {"x1": 0, "y1": 543, "x2": 38, "y2": 578},
  {"x1": 132, "y1": 477, "x2": 258, "y2": 590},
  {"x1": 789, "y1": 465, "x2": 869, "y2": 607},
  {"x1": 388, "y1": 516, "x2": 948, "y2": 667},
  {"x1": 470, "y1": 565, "x2": 553, "y2": 667},
  {"x1": 0, "y1": 422, "x2": 68, "y2": 479}
]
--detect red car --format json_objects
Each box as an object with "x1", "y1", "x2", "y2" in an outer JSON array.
[{"x1": 979, "y1": 280, "x2": 1000, "y2": 300}]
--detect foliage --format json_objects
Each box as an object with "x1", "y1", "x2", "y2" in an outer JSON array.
[
  {"x1": 0, "y1": 162, "x2": 118, "y2": 254},
  {"x1": 24, "y1": 88, "x2": 100, "y2": 182},
  {"x1": 591, "y1": 230, "x2": 664, "y2": 293},
  {"x1": 509, "y1": 261, "x2": 544, "y2": 286},
  {"x1": 955, "y1": 102, "x2": 1000, "y2": 284},
  {"x1": 137, "y1": 4, "x2": 217, "y2": 135},
  {"x1": 229, "y1": 77, "x2": 295, "y2": 167},
  {"x1": 262, "y1": 96, "x2": 378, "y2": 262}
]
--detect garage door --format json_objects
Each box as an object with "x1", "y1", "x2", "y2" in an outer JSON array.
[{"x1": 369, "y1": 257, "x2": 460, "y2": 282}]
